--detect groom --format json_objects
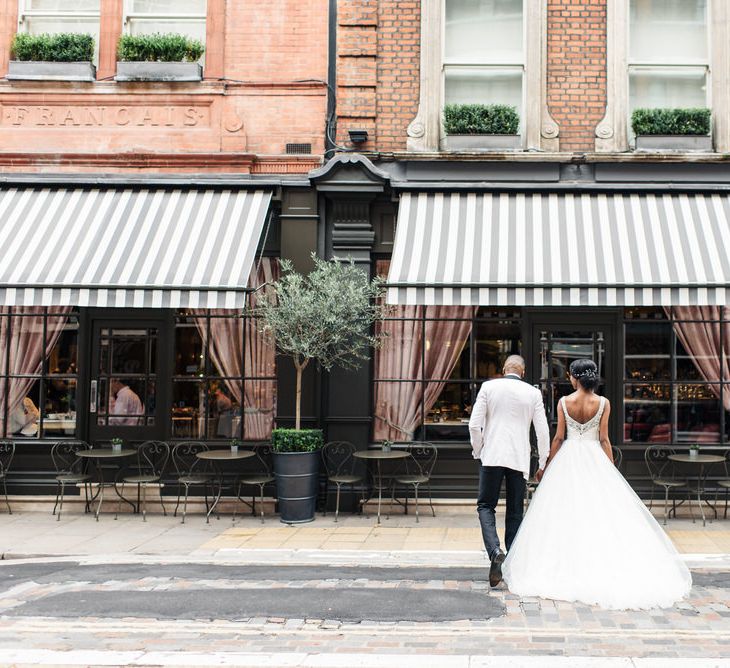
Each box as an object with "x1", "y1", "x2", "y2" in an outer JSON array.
[{"x1": 469, "y1": 355, "x2": 550, "y2": 586}]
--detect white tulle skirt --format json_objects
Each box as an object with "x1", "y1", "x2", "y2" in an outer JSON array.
[{"x1": 502, "y1": 438, "x2": 692, "y2": 610}]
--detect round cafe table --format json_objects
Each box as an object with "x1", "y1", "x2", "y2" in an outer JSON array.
[
  {"x1": 196, "y1": 449, "x2": 255, "y2": 523},
  {"x1": 76, "y1": 448, "x2": 137, "y2": 521},
  {"x1": 668, "y1": 453, "x2": 725, "y2": 526},
  {"x1": 353, "y1": 449, "x2": 409, "y2": 524}
]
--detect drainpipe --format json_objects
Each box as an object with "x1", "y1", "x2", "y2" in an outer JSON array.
[{"x1": 326, "y1": 0, "x2": 337, "y2": 157}]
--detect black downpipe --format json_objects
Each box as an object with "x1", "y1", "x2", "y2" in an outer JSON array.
[{"x1": 326, "y1": 0, "x2": 337, "y2": 156}]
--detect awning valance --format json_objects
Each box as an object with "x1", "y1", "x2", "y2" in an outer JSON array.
[
  {"x1": 386, "y1": 191, "x2": 730, "y2": 306},
  {"x1": 0, "y1": 187, "x2": 271, "y2": 308}
]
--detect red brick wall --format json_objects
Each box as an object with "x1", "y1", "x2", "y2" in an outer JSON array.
[
  {"x1": 336, "y1": 0, "x2": 420, "y2": 152},
  {"x1": 546, "y1": 0, "x2": 607, "y2": 152}
]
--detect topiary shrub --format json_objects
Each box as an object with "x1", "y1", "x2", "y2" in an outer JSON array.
[
  {"x1": 117, "y1": 33, "x2": 205, "y2": 63},
  {"x1": 631, "y1": 108, "x2": 711, "y2": 136},
  {"x1": 443, "y1": 103, "x2": 520, "y2": 135},
  {"x1": 271, "y1": 428, "x2": 324, "y2": 453},
  {"x1": 11, "y1": 32, "x2": 95, "y2": 62}
]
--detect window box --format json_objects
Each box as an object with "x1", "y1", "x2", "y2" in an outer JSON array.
[
  {"x1": 635, "y1": 135, "x2": 713, "y2": 152},
  {"x1": 115, "y1": 61, "x2": 202, "y2": 82},
  {"x1": 6, "y1": 60, "x2": 96, "y2": 82},
  {"x1": 442, "y1": 134, "x2": 522, "y2": 151}
]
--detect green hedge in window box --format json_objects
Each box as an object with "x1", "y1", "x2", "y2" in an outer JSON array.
[
  {"x1": 11, "y1": 32, "x2": 94, "y2": 62},
  {"x1": 443, "y1": 104, "x2": 520, "y2": 135},
  {"x1": 117, "y1": 33, "x2": 205, "y2": 63},
  {"x1": 631, "y1": 108, "x2": 711, "y2": 136},
  {"x1": 271, "y1": 428, "x2": 324, "y2": 453}
]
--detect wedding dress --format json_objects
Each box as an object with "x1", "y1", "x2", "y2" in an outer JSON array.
[{"x1": 502, "y1": 396, "x2": 692, "y2": 610}]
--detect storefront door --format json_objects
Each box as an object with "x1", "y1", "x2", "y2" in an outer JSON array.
[
  {"x1": 87, "y1": 317, "x2": 169, "y2": 442},
  {"x1": 526, "y1": 310, "x2": 621, "y2": 444}
]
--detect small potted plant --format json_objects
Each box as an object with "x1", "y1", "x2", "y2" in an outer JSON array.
[
  {"x1": 8, "y1": 32, "x2": 96, "y2": 82},
  {"x1": 442, "y1": 103, "x2": 521, "y2": 151},
  {"x1": 632, "y1": 108, "x2": 712, "y2": 152},
  {"x1": 116, "y1": 33, "x2": 204, "y2": 82},
  {"x1": 110, "y1": 437, "x2": 123, "y2": 453},
  {"x1": 381, "y1": 439, "x2": 393, "y2": 453},
  {"x1": 689, "y1": 444, "x2": 700, "y2": 460},
  {"x1": 229, "y1": 439, "x2": 240, "y2": 454}
]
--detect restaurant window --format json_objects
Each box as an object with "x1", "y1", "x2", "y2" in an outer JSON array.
[
  {"x1": 373, "y1": 260, "x2": 521, "y2": 442},
  {"x1": 171, "y1": 258, "x2": 278, "y2": 441},
  {"x1": 624, "y1": 306, "x2": 729, "y2": 445},
  {"x1": 123, "y1": 0, "x2": 207, "y2": 46},
  {"x1": 627, "y1": 0, "x2": 709, "y2": 141},
  {"x1": 17, "y1": 0, "x2": 101, "y2": 63},
  {"x1": 0, "y1": 308, "x2": 79, "y2": 440},
  {"x1": 444, "y1": 0, "x2": 525, "y2": 132}
]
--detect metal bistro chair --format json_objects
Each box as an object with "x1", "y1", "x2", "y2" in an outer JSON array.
[
  {"x1": 51, "y1": 441, "x2": 92, "y2": 521},
  {"x1": 644, "y1": 444, "x2": 688, "y2": 525},
  {"x1": 715, "y1": 447, "x2": 730, "y2": 519},
  {"x1": 525, "y1": 443, "x2": 541, "y2": 511},
  {"x1": 236, "y1": 443, "x2": 275, "y2": 524},
  {"x1": 116, "y1": 441, "x2": 170, "y2": 521},
  {"x1": 612, "y1": 445, "x2": 623, "y2": 470},
  {"x1": 0, "y1": 440, "x2": 15, "y2": 514},
  {"x1": 322, "y1": 441, "x2": 365, "y2": 522},
  {"x1": 171, "y1": 441, "x2": 213, "y2": 524},
  {"x1": 389, "y1": 442, "x2": 438, "y2": 523}
]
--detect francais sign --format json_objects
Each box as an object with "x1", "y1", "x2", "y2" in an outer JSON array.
[{"x1": 0, "y1": 104, "x2": 209, "y2": 128}]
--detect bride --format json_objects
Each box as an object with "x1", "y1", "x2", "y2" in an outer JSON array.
[{"x1": 502, "y1": 359, "x2": 692, "y2": 610}]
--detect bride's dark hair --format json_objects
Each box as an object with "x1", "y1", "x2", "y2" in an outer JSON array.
[{"x1": 569, "y1": 359, "x2": 599, "y2": 391}]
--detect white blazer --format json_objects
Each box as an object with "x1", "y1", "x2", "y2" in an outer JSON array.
[{"x1": 468, "y1": 374, "x2": 550, "y2": 480}]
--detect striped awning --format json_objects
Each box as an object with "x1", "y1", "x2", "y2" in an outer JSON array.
[
  {"x1": 386, "y1": 191, "x2": 730, "y2": 306},
  {"x1": 0, "y1": 187, "x2": 271, "y2": 308}
]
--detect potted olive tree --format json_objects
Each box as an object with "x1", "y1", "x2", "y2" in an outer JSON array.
[
  {"x1": 254, "y1": 255, "x2": 386, "y2": 524},
  {"x1": 442, "y1": 103, "x2": 521, "y2": 151},
  {"x1": 116, "y1": 33, "x2": 205, "y2": 82},
  {"x1": 632, "y1": 108, "x2": 712, "y2": 151},
  {"x1": 8, "y1": 32, "x2": 96, "y2": 82}
]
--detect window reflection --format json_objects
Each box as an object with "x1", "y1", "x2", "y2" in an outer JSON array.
[
  {"x1": 624, "y1": 382, "x2": 671, "y2": 443},
  {"x1": 676, "y1": 383, "x2": 721, "y2": 443}
]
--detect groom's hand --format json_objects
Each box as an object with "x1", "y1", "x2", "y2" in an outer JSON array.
[{"x1": 535, "y1": 468, "x2": 544, "y2": 483}]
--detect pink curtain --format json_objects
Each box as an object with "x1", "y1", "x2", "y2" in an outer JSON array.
[
  {"x1": 669, "y1": 306, "x2": 730, "y2": 410},
  {"x1": 373, "y1": 260, "x2": 474, "y2": 441},
  {"x1": 0, "y1": 307, "x2": 72, "y2": 437},
  {"x1": 194, "y1": 258, "x2": 279, "y2": 440}
]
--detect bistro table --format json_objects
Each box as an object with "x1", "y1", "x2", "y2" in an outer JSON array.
[
  {"x1": 195, "y1": 449, "x2": 255, "y2": 523},
  {"x1": 76, "y1": 448, "x2": 137, "y2": 521},
  {"x1": 353, "y1": 449, "x2": 409, "y2": 524},
  {"x1": 668, "y1": 453, "x2": 725, "y2": 526}
]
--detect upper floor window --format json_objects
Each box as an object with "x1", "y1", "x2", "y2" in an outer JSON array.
[
  {"x1": 124, "y1": 0, "x2": 207, "y2": 45},
  {"x1": 443, "y1": 0, "x2": 524, "y2": 131},
  {"x1": 628, "y1": 0, "x2": 709, "y2": 129},
  {"x1": 18, "y1": 0, "x2": 101, "y2": 62}
]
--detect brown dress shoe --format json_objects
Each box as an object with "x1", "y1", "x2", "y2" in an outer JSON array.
[{"x1": 489, "y1": 550, "x2": 506, "y2": 587}]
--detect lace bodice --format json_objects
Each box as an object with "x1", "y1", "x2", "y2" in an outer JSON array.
[{"x1": 561, "y1": 396, "x2": 605, "y2": 441}]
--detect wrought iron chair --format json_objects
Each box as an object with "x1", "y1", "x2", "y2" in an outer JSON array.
[
  {"x1": 524, "y1": 443, "x2": 541, "y2": 511},
  {"x1": 51, "y1": 440, "x2": 91, "y2": 521},
  {"x1": 236, "y1": 443, "x2": 276, "y2": 524},
  {"x1": 116, "y1": 440, "x2": 170, "y2": 521},
  {"x1": 171, "y1": 441, "x2": 213, "y2": 524},
  {"x1": 0, "y1": 440, "x2": 15, "y2": 514},
  {"x1": 715, "y1": 447, "x2": 730, "y2": 519},
  {"x1": 389, "y1": 442, "x2": 438, "y2": 523},
  {"x1": 644, "y1": 444, "x2": 687, "y2": 525},
  {"x1": 321, "y1": 441, "x2": 364, "y2": 522},
  {"x1": 612, "y1": 445, "x2": 623, "y2": 470}
]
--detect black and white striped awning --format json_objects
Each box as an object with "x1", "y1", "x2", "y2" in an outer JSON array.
[
  {"x1": 0, "y1": 187, "x2": 271, "y2": 308},
  {"x1": 386, "y1": 191, "x2": 730, "y2": 306}
]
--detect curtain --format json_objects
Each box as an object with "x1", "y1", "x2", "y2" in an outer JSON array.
[
  {"x1": 0, "y1": 307, "x2": 72, "y2": 437},
  {"x1": 194, "y1": 258, "x2": 279, "y2": 440},
  {"x1": 669, "y1": 306, "x2": 730, "y2": 411},
  {"x1": 373, "y1": 260, "x2": 474, "y2": 441}
]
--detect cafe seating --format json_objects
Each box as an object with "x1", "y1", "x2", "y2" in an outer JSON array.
[
  {"x1": 0, "y1": 440, "x2": 15, "y2": 514},
  {"x1": 321, "y1": 440, "x2": 364, "y2": 522},
  {"x1": 715, "y1": 448, "x2": 730, "y2": 519},
  {"x1": 116, "y1": 440, "x2": 170, "y2": 521},
  {"x1": 51, "y1": 441, "x2": 92, "y2": 521},
  {"x1": 236, "y1": 443, "x2": 275, "y2": 523},
  {"x1": 171, "y1": 441, "x2": 213, "y2": 523},
  {"x1": 644, "y1": 444, "x2": 687, "y2": 525},
  {"x1": 390, "y1": 442, "x2": 438, "y2": 523},
  {"x1": 612, "y1": 445, "x2": 623, "y2": 470}
]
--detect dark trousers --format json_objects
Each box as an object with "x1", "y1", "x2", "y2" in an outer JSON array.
[{"x1": 477, "y1": 465, "x2": 526, "y2": 560}]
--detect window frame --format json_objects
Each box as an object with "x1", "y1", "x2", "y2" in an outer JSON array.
[{"x1": 122, "y1": 0, "x2": 207, "y2": 38}]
